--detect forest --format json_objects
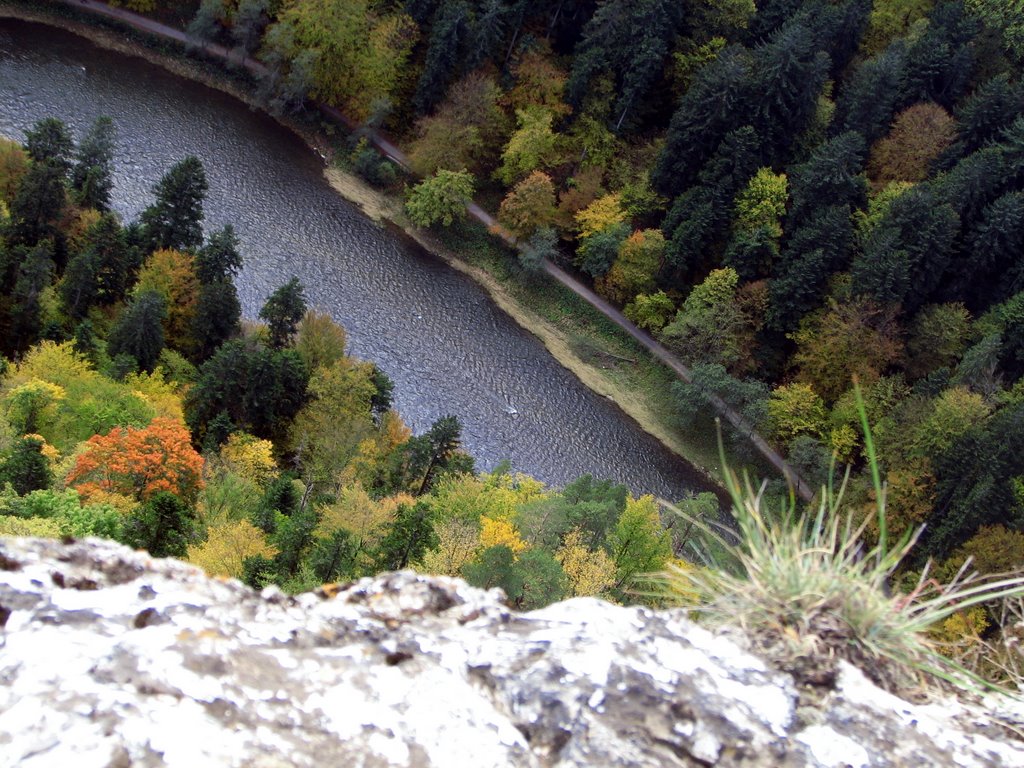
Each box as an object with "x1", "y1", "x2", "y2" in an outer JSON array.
[
  {"x1": 145, "y1": 0, "x2": 1024, "y2": 576},
  {"x1": 4, "y1": 0, "x2": 1024, "y2": 676},
  {"x1": 0, "y1": 117, "x2": 695, "y2": 611}
]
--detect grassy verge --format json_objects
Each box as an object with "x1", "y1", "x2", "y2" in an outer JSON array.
[{"x1": 2, "y1": 0, "x2": 730, "y2": 491}]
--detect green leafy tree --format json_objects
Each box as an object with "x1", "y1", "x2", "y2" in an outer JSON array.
[
  {"x1": 624, "y1": 291, "x2": 676, "y2": 332},
  {"x1": 576, "y1": 221, "x2": 629, "y2": 279},
  {"x1": 405, "y1": 169, "x2": 475, "y2": 228},
  {"x1": 497, "y1": 171, "x2": 556, "y2": 238},
  {"x1": 309, "y1": 528, "x2": 359, "y2": 582},
  {"x1": 139, "y1": 156, "x2": 208, "y2": 253},
  {"x1": 495, "y1": 109, "x2": 561, "y2": 186},
  {"x1": 598, "y1": 229, "x2": 664, "y2": 305},
  {"x1": 607, "y1": 495, "x2": 672, "y2": 603},
  {"x1": 661, "y1": 268, "x2": 746, "y2": 369},
  {"x1": 259, "y1": 277, "x2": 307, "y2": 349},
  {"x1": 767, "y1": 383, "x2": 828, "y2": 444}
]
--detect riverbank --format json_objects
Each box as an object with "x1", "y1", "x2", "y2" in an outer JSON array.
[{"x1": 0, "y1": 0, "x2": 729, "y2": 492}]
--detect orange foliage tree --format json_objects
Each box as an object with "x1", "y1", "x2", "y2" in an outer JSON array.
[{"x1": 66, "y1": 417, "x2": 204, "y2": 505}]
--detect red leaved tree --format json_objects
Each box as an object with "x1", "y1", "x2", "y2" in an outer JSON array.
[{"x1": 66, "y1": 417, "x2": 204, "y2": 505}]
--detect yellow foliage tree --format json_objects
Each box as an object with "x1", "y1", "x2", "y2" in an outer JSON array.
[
  {"x1": 420, "y1": 518, "x2": 480, "y2": 576},
  {"x1": 575, "y1": 193, "x2": 626, "y2": 239},
  {"x1": 555, "y1": 528, "x2": 616, "y2": 597},
  {"x1": 187, "y1": 519, "x2": 277, "y2": 579},
  {"x1": 134, "y1": 248, "x2": 199, "y2": 352},
  {"x1": 219, "y1": 432, "x2": 278, "y2": 489},
  {"x1": 429, "y1": 470, "x2": 548, "y2": 524},
  {"x1": 479, "y1": 515, "x2": 527, "y2": 556},
  {"x1": 123, "y1": 370, "x2": 185, "y2": 422}
]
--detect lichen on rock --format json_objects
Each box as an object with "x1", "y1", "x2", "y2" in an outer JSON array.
[{"x1": 0, "y1": 537, "x2": 1021, "y2": 767}]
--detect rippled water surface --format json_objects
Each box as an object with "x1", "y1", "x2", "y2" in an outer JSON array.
[{"x1": 0, "y1": 19, "x2": 716, "y2": 498}]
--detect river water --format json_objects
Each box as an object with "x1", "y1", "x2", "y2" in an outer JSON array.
[{"x1": 0, "y1": 18, "x2": 715, "y2": 499}]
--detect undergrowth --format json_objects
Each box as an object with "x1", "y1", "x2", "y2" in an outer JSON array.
[{"x1": 660, "y1": 385, "x2": 1024, "y2": 697}]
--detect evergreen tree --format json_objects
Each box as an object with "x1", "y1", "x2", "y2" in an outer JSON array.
[
  {"x1": 272, "y1": 505, "x2": 318, "y2": 576},
  {"x1": 851, "y1": 185, "x2": 959, "y2": 313},
  {"x1": 60, "y1": 248, "x2": 98, "y2": 321},
  {"x1": 7, "y1": 161, "x2": 66, "y2": 247},
  {"x1": 373, "y1": 501, "x2": 438, "y2": 570},
  {"x1": 186, "y1": 339, "x2": 310, "y2": 445},
  {"x1": 835, "y1": 42, "x2": 907, "y2": 143},
  {"x1": 413, "y1": 0, "x2": 472, "y2": 115},
  {"x1": 259, "y1": 276, "x2": 307, "y2": 348},
  {"x1": 71, "y1": 116, "x2": 116, "y2": 211},
  {"x1": 769, "y1": 205, "x2": 854, "y2": 332},
  {"x1": 86, "y1": 213, "x2": 133, "y2": 305},
  {"x1": 191, "y1": 281, "x2": 242, "y2": 362},
  {"x1": 787, "y1": 131, "x2": 867, "y2": 226},
  {"x1": 566, "y1": 0, "x2": 685, "y2": 131},
  {"x1": 309, "y1": 528, "x2": 359, "y2": 582},
  {"x1": 7, "y1": 240, "x2": 55, "y2": 356},
  {"x1": 942, "y1": 73, "x2": 1023, "y2": 164},
  {"x1": 107, "y1": 290, "x2": 167, "y2": 373},
  {"x1": 0, "y1": 436, "x2": 52, "y2": 496},
  {"x1": 123, "y1": 491, "x2": 195, "y2": 559},
  {"x1": 747, "y1": 22, "x2": 830, "y2": 163},
  {"x1": 139, "y1": 156, "x2": 208, "y2": 253},
  {"x1": 195, "y1": 225, "x2": 243, "y2": 284},
  {"x1": 651, "y1": 46, "x2": 752, "y2": 197},
  {"x1": 23, "y1": 117, "x2": 73, "y2": 177}
]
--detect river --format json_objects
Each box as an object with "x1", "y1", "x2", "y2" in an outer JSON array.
[{"x1": 0, "y1": 18, "x2": 716, "y2": 499}]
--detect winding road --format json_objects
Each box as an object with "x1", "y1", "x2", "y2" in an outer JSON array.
[{"x1": 47, "y1": 0, "x2": 814, "y2": 502}]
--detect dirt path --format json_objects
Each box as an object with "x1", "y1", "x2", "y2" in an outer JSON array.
[{"x1": 46, "y1": 0, "x2": 814, "y2": 502}]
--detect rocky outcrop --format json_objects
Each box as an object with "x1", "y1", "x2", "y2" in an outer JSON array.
[{"x1": 0, "y1": 537, "x2": 1021, "y2": 767}]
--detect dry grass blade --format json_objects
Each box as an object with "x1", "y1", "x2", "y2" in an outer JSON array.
[{"x1": 657, "y1": 387, "x2": 1024, "y2": 697}]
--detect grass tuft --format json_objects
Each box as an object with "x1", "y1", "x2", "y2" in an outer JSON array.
[{"x1": 658, "y1": 385, "x2": 1024, "y2": 696}]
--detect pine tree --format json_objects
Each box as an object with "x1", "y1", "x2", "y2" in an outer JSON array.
[
  {"x1": 413, "y1": 0, "x2": 472, "y2": 115},
  {"x1": 139, "y1": 156, "x2": 208, "y2": 253},
  {"x1": 71, "y1": 116, "x2": 116, "y2": 211},
  {"x1": 107, "y1": 290, "x2": 167, "y2": 373},
  {"x1": 259, "y1": 277, "x2": 307, "y2": 348},
  {"x1": 23, "y1": 118, "x2": 73, "y2": 177}
]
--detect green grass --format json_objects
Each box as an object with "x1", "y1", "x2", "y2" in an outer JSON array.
[{"x1": 660, "y1": 389, "x2": 1024, "y2": 696}]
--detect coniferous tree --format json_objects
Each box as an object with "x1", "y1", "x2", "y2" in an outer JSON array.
[
  {"x1": 0, "y1": 436, "x2": 52, "y2": 496},
  {"x1": 7, "y1": 161, "x2": 66, "y2": 247},
  {"x1": 413, "y1": 0, "x2": 472, "y2": 115},
  {"x1": 23, "y1": 117, "x2": 73, "y2": 177},
  {"x1": 7, "y1": 240, "x2": 55, "y2": 355},
  {"x1": 71, "y1": 116, "x2": 116, "y2": 211},
  {"x1": 139, "y1": 156, "x2": 208, "y2": 253},
  {"x1": 107, "y1": 290, "x2": 167, "y2": 373},
  {"x1": 124, "y1": 491, "x2": 195, "y2": 559},
  {"x1": 259, "y1": 277, "x2": 307, "y2": 348},
  {"x1": 652, "y1": 46, "x2": 752, "y2": 197}
]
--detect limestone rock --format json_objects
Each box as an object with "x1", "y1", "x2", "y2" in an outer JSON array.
[{"x1": 0, "y1": 537, "x2": 1020, "y2": 767}]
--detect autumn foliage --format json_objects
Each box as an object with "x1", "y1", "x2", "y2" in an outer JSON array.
[{"x1": 66, "y1": 417, "x2": 204, "y2": 505}]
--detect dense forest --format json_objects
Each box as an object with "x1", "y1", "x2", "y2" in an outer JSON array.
[
  {"x1": 6, "y1": 0, "x2": 1024, "y2": 669},
  {"x1": 132, "y1": 0, "x2": 1024, "y2": 573},
  {"x1": 0, "y1": 117, "x2": 702, "y2": 610}
]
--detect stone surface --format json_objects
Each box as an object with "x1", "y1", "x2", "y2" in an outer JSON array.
[{"x1": 0, "y1": 537, "x2": 1021, "y2": 767}]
